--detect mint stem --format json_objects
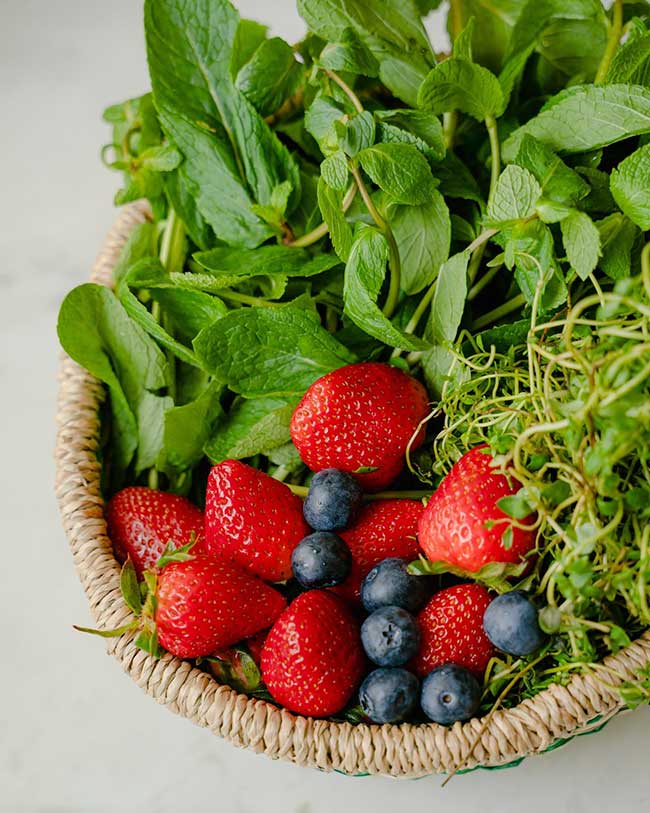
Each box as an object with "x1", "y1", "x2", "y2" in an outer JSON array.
[
  {"x1": 287, "y1": 184, "x2": 356, "y2": 248},
  {"x1": 595, "y1": 0, "x2": 624, "y2": 84},
  {"x1": 473, "y1": 293, "x2": 526, "y2": 330}
]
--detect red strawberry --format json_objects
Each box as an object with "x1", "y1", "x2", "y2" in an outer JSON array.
[
  {"x1": 155, "y1": 555, "x2": 286, "y2": 659},
  {"x1": 412, "y1": 584, "x2": 494, "y2": 677},
  {"x1": 335, "y1": 499, "x2": 424, "y2": 601},
  {"x1": 261, "y1": 591, "x2": 365, "y2": 717},
  {"x1": 290, "y1": 362, "x2": 430, "y2": 491},
  {"x1": 107, "y1": 486, "x2": 204, "y2": 578},
  {"x1": 245, "y1": 629, "x2": 268, "y2": 665},
  {"x1": 204, "y1": 460, "x2": 310, "y2": 582},
  {"x1": 418, "y1": 447, "x2": 536, "y2": 573}
]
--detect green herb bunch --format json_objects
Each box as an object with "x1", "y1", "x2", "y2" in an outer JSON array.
[{"x1": 58, "y1": 0, "x2": 650, "y2": 709}]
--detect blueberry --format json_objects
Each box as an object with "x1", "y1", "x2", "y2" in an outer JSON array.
[
  {"x1": 303, "y1": 468, "x2": 363, "y2": 531},
  {"x1": 359, "y1": 668, "x2": 420, "y2": 724},
  {"x1": 361, "y1": 557, "x2": 430, "y2": 614},
  {"x1": 483, "y1": 590, "x2": 546, "y2": 656},
  {"x1": 360, "y1": 606, "x2": 420, "y2": 667},
  {"x1": 291, "y1": 532, "x2": 352, "y2": 589},
  {"x1": 420, "y1": 664, "x2": 481, "y2": 725}
]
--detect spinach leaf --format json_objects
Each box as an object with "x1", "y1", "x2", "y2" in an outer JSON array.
[
  {"x1": 57, "y1": 284, "x2": 170, "y2": 479},
  {"x1": 193, "y1": 306, "x2": 357, "y2": 397},
  {"x1": 485, "y1": 165, "x2": 541, "y2": 226},
  {"x1": 386, "y1": 191, "x2": 451, "y2": 294},
  {"x1": 560, "y1": 210, "x2": 601, "y2": 281},
  {"x1": 611, "y1": 143, "x2": 650, "y2": 230},
  {"x1": 160, "y1": 382, "x2": 224, "y2": 473},
  {"x1": 418, "y1": 58, "x2": 505, "y2": 121},
  {"x1": 343, "y1": 225, "x2": 425, "y2": 350},
  {"x1": 503, "y1": 84, "x2": 650, "y2": 160},
  {"x1": 236, "y1": 37, "x2": 303, "y2": 117},
  {"x1": 357, "y1": 143, "x2": 438, "y2": 205}
]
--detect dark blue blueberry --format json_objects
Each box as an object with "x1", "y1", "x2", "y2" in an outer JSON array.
[
  {"x1": 360, "y1": 606, "x2": 420, "y2": 667},
  {"x1": 303, "y1": 468, "x2": 363, "y2": 531},
  {"x1": 359, "y1": 668, "x2": 420, "y2": 724},
  {"x1": 420, "y1": 664, "x2": 481, "y2": 725},
  {"x1": 291, "y1": 531, "x2": 352, "y2": 589},
  {"x1": 483, "y1": 590, "x2": 546, "y2": 656},
  {"x1": 361, "y1": 557, "x2": 430, "y2": 614}
]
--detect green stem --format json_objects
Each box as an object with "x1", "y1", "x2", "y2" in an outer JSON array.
[
  {"x1": 325, "y1": 69, "x2": 364, "y2": 113},
  {"x1": 469, "y1": 262, "x2": 502, "y2": 301},
  {"x1": 449, "y1": 0, "x2": 464, "y2": 40},
  {"x1": 160, "y1": 209, "x2": 185, "y2": 273},
  {"x1": 473, "y1": 293, "x2": 526, "y2": 330},
  {"x1": 595, "y1": 0, "x2": 624, "y2": 84},
  {"x1": 218, "y1": 290, "x2": 277, "y2": 308},
  {"x1": 287, "y1": 484, "x2": 432, "y2": 501},
  {"x1": 287, "y1": 184, "x2": 357, "y2": 248},
  {"x1": 485, "y1": 115, "x2": 501, "y2": 209},
  {"x1": 443, "y1": 111, "x2": 459, "y2": 150},
  {"x1": 351, "y1": 165, "x2": 401, "y2": 318}
]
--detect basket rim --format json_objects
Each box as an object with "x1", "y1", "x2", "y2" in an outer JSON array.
[{"x1": 55, "y1": 200, "x2": 650, "y2": 778}]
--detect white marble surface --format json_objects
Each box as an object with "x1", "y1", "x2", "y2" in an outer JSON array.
[{"x1": 1, "y1": 1, "x2": 649, "y2": 810}]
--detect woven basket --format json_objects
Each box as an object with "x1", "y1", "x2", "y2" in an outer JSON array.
[{"x1": 55, "y1": 201, "x2": 650, "y2": 778}]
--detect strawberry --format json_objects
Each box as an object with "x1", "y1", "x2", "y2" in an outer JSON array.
[
  {"x1": 261, "y1": 590, "x2": 366, "y2": 717},
  {"x1": 335, "y1": 499, "x2": 424, "y2": 601},
  {"x1": 107, "y1": 486, "x2": 204, "y2": 578},
  {"x1": 290, "y1": 362, "x2": 430, "y2": 491},
  {"x1": 155, "y1": 555, "x2": 286, "y2": 659},
  {"x1": 418, "y1": 447, "x2": 536, "y2": 573},
  {"x1": 412, "y1": 584, "x2": 494, "y2": 677},
  {"x1": 204, "y1": 460, "x2": 310, "y2": 582}
]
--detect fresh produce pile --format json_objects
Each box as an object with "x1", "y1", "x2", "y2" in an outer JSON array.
[{"x1": 59, "y1": 0, "x2": 650, "y2": 726}]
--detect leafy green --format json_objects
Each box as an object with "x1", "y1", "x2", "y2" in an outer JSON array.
[
  {"x1": 512, "y1": 134, "x2": 590, "y2": 208},
  {"x1": 560, "y1": 210, "x2": 601, "y2": 280},
  {"x1": 485, "y1": 165, "x2": 541, "y2": 226},
  {"x1": 503, "y1": 84, "x2": 650, "y2": 160},
  {"x1": 611, "y1": 143, "x2": 650, "y2": 230},
  {"x1": 317, "y1": 178, "x2": 354, "y2": 261},
  {"x1": 357, "y1": 143, "x2": 437, "y2": 205},
  {"x1": 236, "y1": 37, "x2": 303, "y2": 116},
  {"x1": 319, "y1": 28, "x2": 379, "y2": 77},
  {"x1": 205, "y1": 397, "x2": 298, "y2": 462},
  {"x1": 194, "y1": 306, "x2": 356, "y2": 396},
  {"x1": 428, "y1": 250, "x2": 471, "y2": 344},
  {"x1": 344, "y1": 225, "x2": 424, "y2": 350},
  {"x1": 418, "y1": 58, "x2": 505, "y2": 121}
]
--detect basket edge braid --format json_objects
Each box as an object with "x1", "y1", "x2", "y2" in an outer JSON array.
[{"x1": 55, "y1": 201, "x2": 650, "y2": 779}]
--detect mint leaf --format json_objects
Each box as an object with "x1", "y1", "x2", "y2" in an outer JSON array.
[
  {"x1": 386, "y1": 190, "x2": 451, "y2": 295},
  {"x1": 231, "y1": 18, "x2": 268, "y2": 76},
  {"x1": 343, "y1": 225, "x2": 425, "y2": 351},
  {"x1": 452, "y1": 17, "x2": 475, "y2": 61},
  {"x1": 611, "y1": 143, "x2": 650, "y2": 230},
  {"x1": 193, "y1": 306, "x2": 357, "y2": 397},
  {"x1": 145, "y1": 0, "x2": 299, "y2": 218},
  {"x1": 596, "y1": 214, "x2": 638, "y2": 281},
  {"x1": 319, "y1": 28, "x2": 379, "y2": 77},
  {"x1": 357, "y1": 143, "x2": 437, "y2": 205},
  {"x1": 317, "y1": 178, "x2": 354, "y2": 262},
  {"x1": 338, "y1": 110, "x2": 376, "y2": 157},
  {"x1": 606, "y1": 30, "x2": 650, "y2": 86},
  {"x1": 321, "y1": 150, "x2": 349, "y2": 191},
  {"x1": 513, "y1": 134, "x2": 589, "y2": 207},
  {"x1": 205, "y1": 396, "x2": 297, "y2": 462},
  {"x1": 503, "y1": 84, "x2": 650, "y2": 160},
  {"x1": 236, "y1": 37, "x2": 303, "y2": 117},
  {"x1": 304, "y1": 95, "x2": 345, "y2": 153},
  {"x1": 194, "y1": 244, "x2": 340, "y2": 279},
  {"x1": 505, "y1": 220, "x2": 559, "y2": 306},
  {"x1": 428, "y1": 250, "x2": 471, "y2": 345},
  {"x1": 298, "y1": 0, "x2": 434, "y2": 105},
  {"x1": 560, "y1": 210, "x2": 601, "y2": 280},
  {"x1": 497, "y1": 491, "x2": 534, "y2": 520},
  {"x1": 375, "y1": 109, "x2": 445, "y2": 161},
  {"x1": 165, "y1": 168, "x2": 213, "y2": 250},
  {"x1": 418, "y1": 57, "x2": 505, "y2": 120},
  {"x1": 433, "y1": 152, "x2": 484, "y2": 203},
  {"x1": 485, "y1": 165, "x2": 541, "y2": 226}
]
